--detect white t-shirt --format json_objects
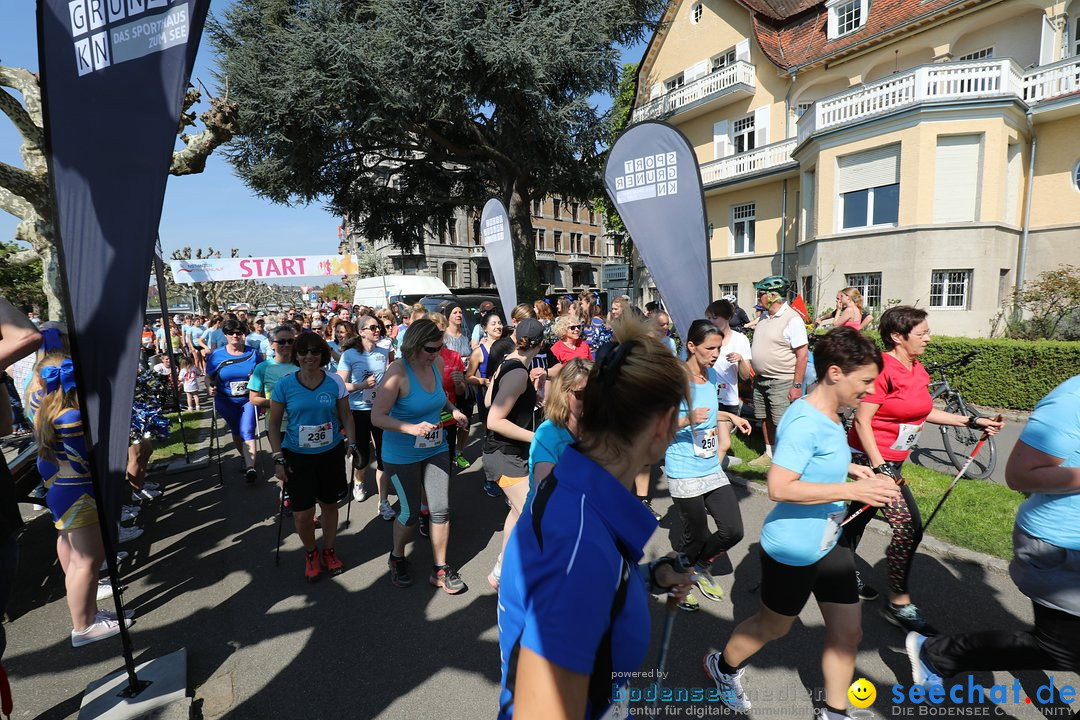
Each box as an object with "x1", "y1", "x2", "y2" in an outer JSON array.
[
  {"x1": 713, "y1": 331, "x2": 752, "y2": 407},
  {"x1": 778, "y1": 303, "x2": 809, "y2": 349}
]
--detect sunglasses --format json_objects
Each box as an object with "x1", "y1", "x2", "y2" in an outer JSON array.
[
  {"x1": 422, "y1": 345, "x2": 443, "y2": 354},
  {"x1": 362, "y1": 325, "x2": 380, "y2": 332},
  {"x1": 295, "y1": 348, "x2": 319, "y2": 356},
  {"x1": 567, "y1": 325, "x2": 582, "y2": 331},
  {"x1": 273, "y1": 338, "x2": 294, "y2": 345},
  {"x1": 571, "y1": 389, "x2": 586, "y2": 400},
  {"x1": 225, "y1": 330, "x2": 244, "y2": 336}
]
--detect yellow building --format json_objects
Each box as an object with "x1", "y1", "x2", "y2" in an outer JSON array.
[{"x1": 634, "y1": 0, "x2": 1080, "y2": 336}]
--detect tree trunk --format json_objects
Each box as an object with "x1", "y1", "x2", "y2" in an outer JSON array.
[
  {"x1": 504, "y1": 174, "x2": 540, "y2": 303},
  {"x1": 37, "y1": 236, "x2": 65, "y2": 322}
]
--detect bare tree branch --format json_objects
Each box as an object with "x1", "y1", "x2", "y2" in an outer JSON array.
[
  {"x1": 0, "y1": 86, "x2": 42, "y2": 148},
  {"x1": 170, "y1": 95, "x2": 239, "y2": 176},
  {"x1": 0, "y1": 66, "x2": 43, "y2": 127},
  {"x1": 0, "y1": 161, "x2": 48, "y2": 214}
]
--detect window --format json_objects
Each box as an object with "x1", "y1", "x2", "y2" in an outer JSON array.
[
  {"x1": 933, "y1": 135, "x2": 982, "y2": 223},
  {"x1": 571, "y1": 202, "x2": 579, "y2": 222},
  {"x1": 537, "y1": 228, "x2": 546, "y2": 251},
  {"x1": 718, "y1": 283, "x2": 738, "y2": 300},
  {"x1": 570, "y1": 232, "x2": 583, "y2": 253},
  {"x1": 802, "y1": 276, "x2": 814, "y2": 307},
  {"x1": 478, "y1": 267, "x2": 493, "y2": 288},
  {"x1": 448, "y1": 220, "x2": 458, "y2": 245},
  {"x1": 844, "y1": 272, "x2": 882, "y2": 308},
  {"x1": 930, "y1": 270, "x2": 972, "y2": 309},
  {"x1": 552, "y1": 198, "x2": 561, "y2": 219},
  {"x1": 958, "y1": 47, "x2": 994, "y2": 61},
  {"x1": 731, "y1": 203, "x2": 755, "y2": 255},
  {"x1": 691, "y1": 2, "x2": 702, "y2": 23},
  {"x1": 796, "y1": 102, "x2": 813, "y2": 118},
  {"x1": 665, "y1": 74, "x2": 685, "y2": 93},
  {"x1": 532, "y1": 199, "x2": 542, "y2": 216},
  {"x1": 589, "y1": 234, "x2": 597, "y2": 256},
  {"x1": 829, "y1": 0, "x2": 864, "y2": 38},
  {"x1": 438, "y1": 220, "x2": 447, "y2": 244},
  {"x1": 733, "y1": 115, "x2": 756, "y2": 154},
  {"x1": 442, "y1": 262, "x2": 458, "y2": 288},
  {"x1": 588, "y1": 206, "x2": 596, "y2": 224},
  {"x1": 553, "y1": 230, "x2": 562, "y2": 253},
  {"x1": 1073, "y1": 160, "x2": 1080, "y2": 191},
  {"x1": 711, "y1": 49, "x2": 736, "y2": 73},
  {"x1": 473, "y1": 217, "x2": 482, "y2": 245},
  {"x1": 837, "y1": 145, "x2": 900, "y2": 230}
]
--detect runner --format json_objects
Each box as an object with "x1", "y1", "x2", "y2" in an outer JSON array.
[
  {"x1": 268, "y1": 332, "x2": 356, "y2": 582},
  {"x1": 337, "y1": 315, "x2": 393, "y2": 518},
  {"x1": 371, "y1": 318, "x2": 469, "y2": 593},
  {"x1": 527, "y1": 357, "x2": 592, "y2": 495},
  {"x1": 705, "y1": 298, "x2": 753, "y2": 465},
  {"x1": 482, "y1": 318, "x2": 544, "y2": 591},
  {"x1": 248, "y1": 324, "x2": 300, "y2": 485},
  {"x1": 467, "y1": 310, "x2": 506, "y2": 497},
  {"x1": 664, "y1": 319, "x2": 752, "y2": 612},
  {"x1": 206, "y1": 319, "x2": 262, "y2": 482},
  {"x1": 704, "y1": 327, "x2": 900, "y2": 720},
  {"x1": 497, "y1": 316, "x2": 693, "y2": 719},
  {"x1": 844, "y1": 306, "x2": 1003, "y2": 632},
  {"x1": 440, "y1": 302, "x2": 473, "y2": 471}
]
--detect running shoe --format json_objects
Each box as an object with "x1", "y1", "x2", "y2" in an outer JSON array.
[
  {"x1": 322, "y1": 548, "x2": 345, "y2": 576},
  {"x1": 693, "y1": 563, "x2": 725, "y2": 602},
  {"x1": 488, "y1": 559, "x2": 502, "y2": 592},
  {"x1": 905, "y1": 632, "x2": 944, "y2": 690},
  {"x1": 245, "y1": 467, "x2": 257, "y2": 484},
  {"x1": 122, "y1": 504, "x2": 141, "y2": 518},
  {"x1": 304, "y1": 549, "x2": 322, "y2": 583},
  {"x1": 747, "y1": 453, "x2": 773, "y2": 468},
  {"x1": 430, "y1": 564, "x2": 467, "y2": 594},
  {"x1": 379, "y1": 499, "x2": 397, "y2": 521},
  {"x1": 418, "y1": 509, "x2": 430, "y2": 537},
  {"x1": 353, "y1": 481, "x2": 369, "y2": 503},
  {"x1": 117, "y1": 525, "x2": 143, "y2": 544},
  {"x1": 856, "y1": 571, "x2": 880, "y2": 601},
  {"x1": 453, "y1": 452, "x2": 470, "y2": 470},
  {"x1": 120, "y1": 506, "x2": 140, "y2": 523},
  {"x1": 132, "y1": 488, "x2": 161, "y2": 502},
  {"x1": 483, "y1": 479, "x2": 501, "y2": 498},
  {"x1": 97, "y1": 608, "x2": 134, "y2": 621},
  {"x1": 96, "y1": 579, "x2": 113, "y2": 601},
  {"x1": 641, "y1": 498, "x2": 662, "y2": 521},
  {"x1": 885, "y1": 603, "x2": 938, "y2": 636},
  {"x1": 703, "y1": 653, "x2": 752, "y2": 713},
  {"x1": 71, "y1": 615, "x2": 129, "y2": 647},
  {"x1": 677, "y1": 591, "x2": 700, "y2": 612},
  {"x1": 142, "y1": 481, "x2": 159, "y2": 491},
  {"x1": 388, "y1": 554, "x2": 413, "y2": 588}
]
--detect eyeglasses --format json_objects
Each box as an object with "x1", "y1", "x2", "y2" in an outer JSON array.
[
  {"x1": 422, "y1": 345, "x2": 443, "y2": 354},
  {"x1": 567, "y1": 325, "x2": 582, "y2": 331},
  {"x1": 295, "y1": 348, "x2": 319, "y2": 356},
  {"x1": 225, "y1": 330, "x2": 244, "y2": 336},
  {"x1": 362, "y1": 325, "x2": 380, "y2": 332},
  {"x1": 571, "y1": 389, "x2": 586, "y2": 400},
  {"x1": 273, "y1": 338, "x2": 294, "y2": 345}
]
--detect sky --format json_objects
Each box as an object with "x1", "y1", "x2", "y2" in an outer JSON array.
[{"x1": 0, "y1": 2, "x2": 645, "y2": 262}]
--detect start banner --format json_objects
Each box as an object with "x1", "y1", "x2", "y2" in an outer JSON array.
[{"x1": 171, "y1": 254, "x2": 359, "y2": 283}]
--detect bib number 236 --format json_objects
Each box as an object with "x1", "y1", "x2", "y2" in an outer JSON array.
[{"x1": 299, "y1": 422, "x2": 332, "y2": 449}]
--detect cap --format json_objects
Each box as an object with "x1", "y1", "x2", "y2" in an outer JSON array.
[{"x1": 514, "y1": 318, "x2": 544, "y2": 345}]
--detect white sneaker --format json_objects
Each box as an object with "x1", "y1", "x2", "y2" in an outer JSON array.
[
  {"x1": 353, "y1": 482, "x2": 369, "y2": 503},
  {"x1": 71, "y1": 615, "x2": 129, "y2": 647},
  {"x1": 117, "y1": 525, "x2": 144, "y2": 544},
  {"x1": 703, "y1": 652, "x2": 751, "y2": 713},
  {"x1": 378, "y1": 499, "x2": 397, "y2": 521},
  {"x1": 97, "y1": 608, "x2": 134, "y2": 621},
  {"x1": 96, "y1": 579, "x2": 113, "y2": 601}
]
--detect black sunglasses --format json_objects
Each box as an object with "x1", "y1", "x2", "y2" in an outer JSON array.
[
  {"x1": 273, "y1": 338, "x2": 294, "y2": 345},
  {"x1": 225, "y1": 330, "x2": 244, "y2": 336},
  {"x1": 567, "y1": 324, "x2": 582, "y2": 331},
  {"x1": 422, "y1": 345, "x2": 443, "y2": 354},
  {"x1": 295, "y1": 348, "x2": 319, "y2": 356},
  {"x1": 362, "y1": 325, "x2": 380, "y2": 332}
]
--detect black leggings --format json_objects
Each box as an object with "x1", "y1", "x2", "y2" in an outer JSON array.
[
  {"x1": 672, "y1": 484, "x2": 744, "y2": 567},
  {"x1": 843, "y1": 474, "x2": 922, "y2": 595},
  {"x1": 351, "y1": 410, "x2": 384, "y2": 470}
]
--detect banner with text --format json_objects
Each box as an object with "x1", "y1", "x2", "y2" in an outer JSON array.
[
  {"x1": 480, "y1": 199, "x2": 517, "y2": 315},
  {"x1": 171, "y1": 254, "x2": 360, "y2": 283},
  {"x1": 603, "y1": 121, "x2": 709, "y2": 341},
  {"x1": 38, "y1": 0, "x2": 210, "y2": 548}
]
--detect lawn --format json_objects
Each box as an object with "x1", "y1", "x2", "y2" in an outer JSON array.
[{"x1": 149, "y1": 410, "x2": 211, "y2": 464}]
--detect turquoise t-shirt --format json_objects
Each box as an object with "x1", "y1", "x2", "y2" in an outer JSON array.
[
  {"x1": 528, "y1": 420, "x2": 575, "y2": 492},
  {"x1": 664, "y1": 368, "x2": 721, "y2": 479},
  {"x1": 270, "y1": 371, "x2": 347, "y2": 454},
  {"x1": 248, "y1": 358, "x2": 299, "y2": 399},
  {"x1": 760, "y1": 400, "x2": 850, "y2": 567},
  {"x1": 1015, "y1": 375, "x2": 1080, "y2": 550},
  {"x1": 337, "y1": 345, "x2": 390, "y2": 411}
]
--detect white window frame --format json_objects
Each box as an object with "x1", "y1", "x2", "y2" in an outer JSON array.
[
  {"x1": 553, "y1": 230, "x2": 562, "y2": 253},
  {"x1": 958, "y1": 47, "x2": 994, "y2": 61},
  {"x1": 537, "y1": 228, "x2": 546, "y2": 250},
  {"x1": 844, "y1": 272, "x2": 882, "y2": 308},
  {"x1": 718, "y1": 283, "x2": 738, "y2": 299},
  {"x1": 532, "y1": 199, "x2": 543, "y2": 217},
  {"x1": 930, "y1": 270, "x2": 973, "y2": 310},
  {"x1": 711, "y1": 48, "x2": 737, "y2": 73},
  {"x1": 691, "y1": 2, "x2": 703, "y2": 24},
  {"x1": 733, "y1": 115, "x2": 756, "y2": 155},
  {"x1": 839, "y1": 184, "x2": 899, "y2": 231},
  {"x1": 795, "y1": 102, "x2": 813, "y2": 118},
  {"x1": 827, "y1": 0, "x2": 866, "y2": 39},
  {"x1": 1073, "y1": 159, "x2": 1080, "y2": 191},
  {"x1": 731, "y1": 203, "x2": 756, "y2": 256},
  {"x1": 665, "y1": 73, "x2": 685, "y2": 93},
  {"x1": 443, "y1": 262, "x2": 458, "y2": 288}
]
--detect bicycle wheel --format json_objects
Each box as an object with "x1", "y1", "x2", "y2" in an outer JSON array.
[{"x1": 939, "y1": 399, "x2": 997, "y2": 479}]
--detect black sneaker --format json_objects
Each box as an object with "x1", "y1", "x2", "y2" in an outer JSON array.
[
  {"x1": 430, "y1": 564, "x2": 468, "y2": 594},
  {"x1": 388, "y1": 554, "x2": 413, "y2": 588},
  {"x1": 418, "y1": 512, "x2": 430, "y2": 537},
  {"x1": 856, "y1": 571, "x2": 879, "y2": 601},
  {"x1": 884, "y1": 603, "x2": 938, "y2": 636},
  {"x1": 641, "y1": 498, "x2": 662, "y2": 521},
  {"x1": 245, "y1": 467, "x2": 258, "y2": 484}
]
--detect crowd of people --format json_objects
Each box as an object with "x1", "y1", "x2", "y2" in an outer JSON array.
[{"x1": 2, "y1": 277, "x2": 1077, "y2": 720}]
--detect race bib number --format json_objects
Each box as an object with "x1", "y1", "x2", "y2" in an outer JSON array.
[
  {"x1": 414, "y1": 426, "x2": 443, "y2": 449},
  {"x1": 229, "y1": 380, "x2": 248, "y2": 397},
  {"x1": 820, "y1": 510, "x2": 846, "y2": 552},
  {"x1": 890, "y1": 423, "x2": 923, "y2": 451},
  {"x1": 299, "y1": 422, "x2": 333, "y2": 449},
  {"x1": 692, "y1": 427, "x2": 718, "y2": 458},
  {"x1": 358, "y1": 388, "x2": 376, "y2": 405}
]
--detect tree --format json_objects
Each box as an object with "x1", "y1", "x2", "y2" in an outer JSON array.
[
  {"x1": 0, "y1": 239, "x2": 46, "y2": 310},
  {"x1": 1004, "y1": 265, "x2": 1080, "y2": 340},
  {"x1": 166, "y1": 246, "x2": 301, "y2": 313},
  {"x1": 320, "y1": 283, "x2": 348, "y2": 301},
  {"x1": 0, "y1": 63, "x2": 238, "y2": 321},
  {"x1": 209, "y1": 0, "x2": 664, "y2": 301}
]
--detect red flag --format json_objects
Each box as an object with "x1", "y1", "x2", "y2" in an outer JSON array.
[{"x1": 791, "y1": 295, "x2": 810, "y2": 324}]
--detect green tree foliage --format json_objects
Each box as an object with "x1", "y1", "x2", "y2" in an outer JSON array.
[
  {"x1": 0, "y1": 240, "x2": 46, "y2": 310},
  {"x1": 320, "y1": 283, "x2": 347, "y2": 301},
  {"x1": 1005, "y1": 265, "x2": 1080, "y2": 341},
  {"x1": 209, "y1": 0, "x2": 663, "y2": 301},
  {"x1": 594, "y1": 62, "x2": 637, "y2": 259}
]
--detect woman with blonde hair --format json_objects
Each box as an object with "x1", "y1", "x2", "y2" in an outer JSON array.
[
  {"x1": 817, "y1": 288, "x2": 872, "y2": 331},
  {"x1": 528, "y1": 357, "x2": 593, "y2": 493}
]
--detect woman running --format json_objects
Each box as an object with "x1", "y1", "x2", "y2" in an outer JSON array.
[
  {"x1": 440, "y1": 303, "x2": 474, "y2": 470},
  {"x1": 665, "y1": 320, "x2": 752, "y2": 612},
  {"x1": 206, "y1": 319, "x2": 262, "y2": 482},
  {"x1": 327, "y1": 320, "x2": 355, "y2": 365},
  {"x1": 705, "y1": 299, "x2": 753, "y2": 462},
  {"x1": 371, "y1": 318, "x2": 469, "y2": 593},
  {"x1": 497, "y1": 316, "x2": 693, "y2": 719},
  {"x1": 268, "y1": 332, "x2": 356, "y2": 582},
  {"x1": 528, "y1": 357, "x2": 592, "y2": 493},
  {"x1": 843, "y1": 306, "x2": 1002, "y2": 632},
  {"x1": 705, "y1": 328, "x2": 901, "y2": 720},
  {"x1": 337, "y1": 315, "x2": 393, "y2": 517},
  {"x1": 482, "y1": 318, "x2": 544, "y2": 591}
]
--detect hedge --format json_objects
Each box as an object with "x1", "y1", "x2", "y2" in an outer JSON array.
[{"x1": 857, "y1": 331, "x2": 1080, "y2": 411}]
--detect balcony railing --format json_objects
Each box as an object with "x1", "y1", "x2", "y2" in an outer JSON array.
[
  {"x1": 566, "y1": 252, "x2": 592, "y2": 264},
  {"x1": 469, "y1": 245, "x2": 485, "y2": 257},
  {"x1": 536, "y1": 250, "x2": 556, "y2": 261},
  {"x1": 632, "y1": 61, "x2": 756, "y2": 123},
  {"x1": 700, "y1": 138, "x2": 798, "y2": 187},
  {"x1": 1023, "y1": 55, "x2": 1080, "y2": 102}
]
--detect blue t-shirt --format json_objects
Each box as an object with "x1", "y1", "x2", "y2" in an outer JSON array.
[
  {"x1": 498, "y1": 446, "x2": 656, "y2": 719},
  {"x1": 246, "y1": 332, "x2": 269, "y2": 355},
  {"x1": 760, "y1": 400, "x2": 850, "y2": 566},
  {"x1": 664, "y1": 368, "x2": 721, "y2": 479},
  {"x1": 206, "y1": 347, "x2": 262, "y2": 405},
  {"x1": 527, "y1": 419, "x2": 574, "y2": 492},
  {"x1": 1015, "y1": 375, "x2": 1080, "y2": 550},
  {"x1": 188, "y1": 325, "x2": 205, "y2": 347},
  {"x1": 337, "y1": 345, "x2": 390, "y2": 411},
  {"x1": 206, "y1": 328, "x2": 227, "y2": 350},
  {"x1": 270, "y1": 371, "x2": 347, "y2": 454}
]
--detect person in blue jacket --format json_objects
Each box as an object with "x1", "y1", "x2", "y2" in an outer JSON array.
[{"x1": 206, "y1": 319, "x2": 262, "y2": 482}]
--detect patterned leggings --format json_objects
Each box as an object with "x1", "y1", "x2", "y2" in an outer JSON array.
[{"x1": 842, "y1": 479, "x2": 923, "y2": 595}]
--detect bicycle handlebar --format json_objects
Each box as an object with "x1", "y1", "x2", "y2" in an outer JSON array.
[{"x1": 925, "y1": 350, "x2": 979, "y2": 373}]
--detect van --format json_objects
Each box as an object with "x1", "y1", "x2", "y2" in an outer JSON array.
[{"x1": 352, "y1": 275, "x2": 452, "y2": 310}]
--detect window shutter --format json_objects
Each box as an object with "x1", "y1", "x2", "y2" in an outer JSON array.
[
  {"x1": 1039, "y1": 15, "x2": 1056, "y2": 65},
  {"x1": 933, "y1": 135, "x2": 981, "y2": 223},
  {"x1": 837, "y1": 144, "x2": 900, "y2": 194},
  {"x1": 753, "y1": 105, "x2": 770, "y2": 147},
  {"x1": 735, "y1": 39, "x2": 750, "y2": 62},
  {"x1": 685, "y1": 60, "x2": 708, "y2": 82},
  {"x1": 713, "y1": 120, "x2": 730, "y2": 159}
]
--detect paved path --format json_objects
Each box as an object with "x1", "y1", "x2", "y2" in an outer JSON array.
[{"x1": 4, "y1": 421, "x2": 1076, "y2": 720}]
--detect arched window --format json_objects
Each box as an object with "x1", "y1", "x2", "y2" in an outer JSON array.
[{"x1": 691, "y1": 2, "x2": 703, "y2": 23}]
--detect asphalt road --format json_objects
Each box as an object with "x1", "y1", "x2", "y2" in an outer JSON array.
[
  {"x1": 907, "y1": 412, "x2": 1025, "y2": 485},
  {"x1": 4, "y1": 419, "x2": 1075, "y2": 720}
]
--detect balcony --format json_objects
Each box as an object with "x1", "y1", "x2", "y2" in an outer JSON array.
[
  {"x1": 1023, "y1": 55, "x2": 1080, "y2": 103},
  {"x1": 469, "y1": 245, "x2": 486, "y2": 257},
  {"x1": 566, "y1": 252, "x2": 593, "y2": 265},
  {"x1": 700, "y1": 138, "x2": 798, "y2": 188},
  {"x1": 632, "y1": 61, "x2": 756, "y2": 123},
  {"x1": 536, "y1": 250, "x2": 557, "y2": 262}
]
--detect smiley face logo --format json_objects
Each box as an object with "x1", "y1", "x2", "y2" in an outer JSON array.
[{"x1": 848, "y1": 678, "x2": 876, "y2": 708}]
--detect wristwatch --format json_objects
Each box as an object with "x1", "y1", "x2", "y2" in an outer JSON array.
[
  {"x1": 872, "y1": 463, "x2": 898, "y2": 480},
  {"x1": 274, "y1": 456, "x2": 287, "y2": 466},
  {"x1": 966, "y1": 415, "x2": 982, "y2": 429},
  {"x1": 793, "y1": 382, "x2": 803, "y2": 389}
]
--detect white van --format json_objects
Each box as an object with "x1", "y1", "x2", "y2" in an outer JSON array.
[{"x1": 352, "y1": 275, "x2": 452, "y2": 310}]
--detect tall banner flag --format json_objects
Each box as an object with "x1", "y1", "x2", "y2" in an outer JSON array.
[
  {"x1": 603, "y1": 121, "x2": 709, "y2": 341},
  {"x1": 38, "y1": 0, "x2": 210, "y2": 699},
  {"x1": 481, "y1": 198, "x2": 517, "y2": 315}
]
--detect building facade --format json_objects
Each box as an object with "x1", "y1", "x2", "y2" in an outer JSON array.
[{"x1": 635, "y1": 0, "x2": 1080, "y2": 336}]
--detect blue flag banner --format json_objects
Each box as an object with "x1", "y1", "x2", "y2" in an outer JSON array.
[
  {"x1": 603, "y1": 121, "x2": 709, "y2": 341},
  {"x1": 38, "y1": 0, "x2": 211, "y2": 535},
  {"x1": 481, "y1": 198, "x2": 518, "y2": 316}
]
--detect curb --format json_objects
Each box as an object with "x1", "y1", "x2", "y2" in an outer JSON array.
[{"x1": 727, "y1": 473, "x2": 1012, "y2": 576}]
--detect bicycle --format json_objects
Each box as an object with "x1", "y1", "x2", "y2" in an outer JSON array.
[{"x1": 924, "y1": 350, "x2": 997, "y2": 479}]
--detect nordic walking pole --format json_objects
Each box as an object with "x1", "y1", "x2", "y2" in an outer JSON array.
[
  {"x1": 653, "y1": 554, "x2": 692, "y2": 713},
  {"x1": 275, "y1": 478, "x2": 285, "y2": 566},
  {"x1": 923, "y1": 415, "x2": 1002, "y2": 533},
  {"x1": 344, "y1": 447, "x2": 357, "y2": 528},
  {"x1": 211, "y1": 401, "x2": 225, "y2": 487},
  {"x1": 841, "y1": 474, "x2": 906, "y2": 528}
]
